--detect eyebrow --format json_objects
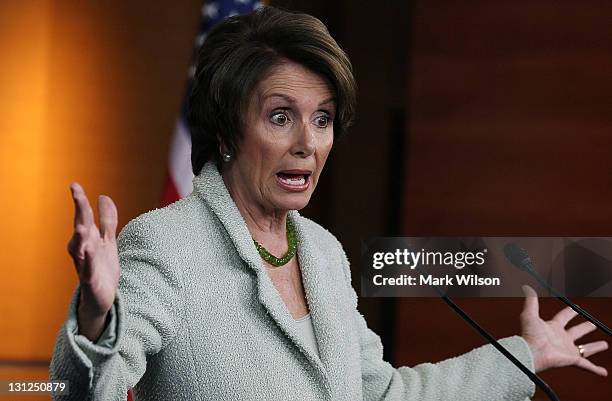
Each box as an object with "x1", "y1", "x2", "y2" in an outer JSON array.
[{"x1": 262, "y1": 93, "x2": 336, "y2": 107}]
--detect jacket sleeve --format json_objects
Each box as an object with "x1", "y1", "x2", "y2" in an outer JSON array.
[
  {"x1": 340, "y1": 251, "x2": 536, "y2": 401},
  {"x1": 49, "y1": 217, "x2": 184, "y2": 401}
]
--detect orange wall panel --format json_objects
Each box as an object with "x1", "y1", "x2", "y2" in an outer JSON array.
[
  {"x1": 0, "y1": 1, "x2": 200, "y2": 365},
  {"x1": 0, "y1": 0, "x2": 53, "y2": 362}
]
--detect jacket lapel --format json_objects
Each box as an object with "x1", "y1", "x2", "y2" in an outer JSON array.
[
  {"x1": 293, "y1": 218, "x2": 352, "y2": 397},
  {"x1": 192, "y1": 162, "x2": 335, "y2": 391}
]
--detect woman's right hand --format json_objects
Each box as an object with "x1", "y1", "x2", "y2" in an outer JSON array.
[{"x1": 67, "y1": 182, "x2": 120, "y2": 342}]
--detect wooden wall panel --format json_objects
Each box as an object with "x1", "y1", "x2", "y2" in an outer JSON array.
[
  {"x1": 403, "y1": 0, "x2": 612, "y2": 234},
  {"x1": 399, "y1": 1, "x2": 612, "y2": 399}
]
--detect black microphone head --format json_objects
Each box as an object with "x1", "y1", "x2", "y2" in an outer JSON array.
[{"x1": 504, "y1": 243, "x2": 533, "y2": 271}]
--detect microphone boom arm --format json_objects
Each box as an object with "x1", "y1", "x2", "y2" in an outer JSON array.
[{"x1": 437, "y1": 292, "x2": 560, "y2": 401}]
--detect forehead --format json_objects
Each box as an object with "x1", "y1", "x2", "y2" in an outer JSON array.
[{"x1": 255, "y1": 61, "x2": 334, "y2": 104}]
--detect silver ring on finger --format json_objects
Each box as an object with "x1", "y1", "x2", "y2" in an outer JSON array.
[{"x1": 577, "y1": 344, "x2": 586, "y2": 358}]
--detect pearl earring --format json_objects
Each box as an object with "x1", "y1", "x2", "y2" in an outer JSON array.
[{"x1": 222, "y1": 153, "x2": 232, "y2": 162}]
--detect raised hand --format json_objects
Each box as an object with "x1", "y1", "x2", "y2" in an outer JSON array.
[
  {"x1": 520, "y1": 285, "x2": 609, "y2": 376},
  {"x1": 67, "y1": 182, "x2": 120, "y2": 341}
]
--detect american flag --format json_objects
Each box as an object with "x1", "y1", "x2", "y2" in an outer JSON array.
[{"x1": 160, "y1": 0, "x2": 263, "y2": 206}]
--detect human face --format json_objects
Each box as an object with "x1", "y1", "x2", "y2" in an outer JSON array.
[{"x1": 223, "y1": 61, "x2": 336, "y2": 215}]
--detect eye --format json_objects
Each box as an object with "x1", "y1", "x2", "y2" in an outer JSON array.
[
  {"x1": 270, "y1": 111, "x2": 290, "y2": 126},
  {"x1": 314, "y1": 115, "x2": 331, "y2": 128}
]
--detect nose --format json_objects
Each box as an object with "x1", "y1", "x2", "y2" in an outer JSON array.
[{"x1": 291, "y1": 121, "x2": 316, "y2": 158}]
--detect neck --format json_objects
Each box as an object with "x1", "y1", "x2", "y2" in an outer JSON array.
[{"x1": 222, "y1": 172, "x2": 288, "y2": 242}]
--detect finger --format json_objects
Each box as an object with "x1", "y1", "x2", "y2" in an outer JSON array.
[
  {"x1": 576, "y1": 357, "x2": 608, "y2": 377},
  {"x1": 70, "y1": 182, "x2": 94, "y2": 228},
  {"x1": 581, "y1": 340, "x2": 609, "y2": 358},
  {"x1": 521, "y1": 285, "x2": 539, "y2": 319},
  {"x1": 552, "y1": 306, "x2": 578, "y2": 327},
  {"x1": 568, "y1": 321, "x2": 596, "y2": 341},
  {"x1": 98, "y1": 195, "x2": 118, "y2": 241}
]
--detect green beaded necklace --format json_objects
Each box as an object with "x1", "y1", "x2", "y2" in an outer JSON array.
[{"x1": 253, "y1": 219, "x2": 297, "y2": 267}]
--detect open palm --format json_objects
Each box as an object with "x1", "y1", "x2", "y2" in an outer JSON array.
[
  {"x1": 520, "y1": 285, "x2": 608, "y2": 376},
  {"x1": 67, "y1": 182, "x2": 120, "y2": 339}
]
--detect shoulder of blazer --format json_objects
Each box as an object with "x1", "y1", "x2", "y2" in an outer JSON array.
[{"x1": 116, "y1": 192, "x2": 216, "y2": 253}]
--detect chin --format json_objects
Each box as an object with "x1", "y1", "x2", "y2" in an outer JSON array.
[{"x1": 275, "y1": 193, "x2": 312, "y2": 211}]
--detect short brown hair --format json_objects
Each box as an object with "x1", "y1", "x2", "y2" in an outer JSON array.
[{"x1": 188, "y1": 6, "x2": 356, "y2": 175}]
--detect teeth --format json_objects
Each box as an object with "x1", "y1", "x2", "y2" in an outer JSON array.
[{"x1": 279, "y1": 175, "x2": 306, "y2": 186}]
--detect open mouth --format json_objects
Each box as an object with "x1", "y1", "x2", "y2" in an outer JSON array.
[{"x1": 276, "y1": 170, "x2": 312, "y2": 191}]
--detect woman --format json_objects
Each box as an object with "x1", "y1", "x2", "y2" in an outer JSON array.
[{"x1": 50, "y1": 6, "x2": 608, "y2": 400}]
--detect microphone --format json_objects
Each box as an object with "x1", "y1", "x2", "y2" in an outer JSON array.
[
  {"x1": 504, "y1": 242, "x2": 612, "y2": 336},
  {"x1": 413, "y1": 265, "x2": 561, "y2": 401}
]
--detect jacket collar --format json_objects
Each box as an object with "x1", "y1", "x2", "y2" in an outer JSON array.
[{"x1": 192, "y1": 162, "x2": 349, "y2": 395}]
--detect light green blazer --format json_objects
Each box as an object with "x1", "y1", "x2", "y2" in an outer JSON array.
[{"x1": 50, "y1": 161, "x2": 535, "y2": 400}]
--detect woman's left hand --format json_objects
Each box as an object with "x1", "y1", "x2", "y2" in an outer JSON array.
[{"x1": 520, "y1": 285, "x2": 609, "y2": 375}]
